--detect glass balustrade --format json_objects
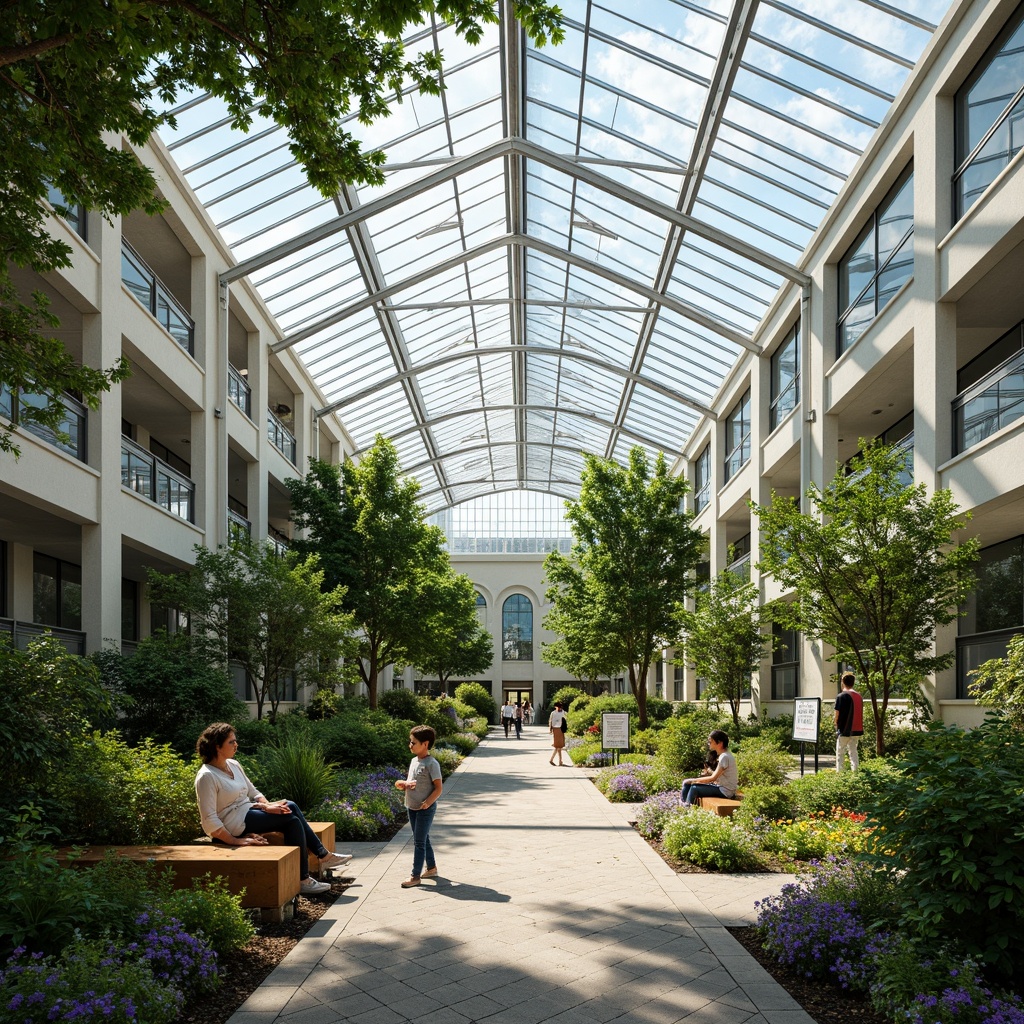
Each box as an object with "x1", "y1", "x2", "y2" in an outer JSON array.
[
  {"x1": 0, "y1": 383, "x2": 86, "y2": 460},
  {"x1": 121, "y1": 241, "x2": 195, "y2": 355},
  {"x1": 267, "y1": 407, "x2": 296, "y2": 463},
  {"x1": 954, "y1": 349, "x2": 1024, "y2": 454},
  {"x1": 120, "y1": 436, "x2": 194, "y2": 523},
  {"x1": 228, "y1": 365, "x2": 252, "y2": 418}
]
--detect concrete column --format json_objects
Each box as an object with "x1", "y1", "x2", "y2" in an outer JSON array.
[
  {"x1": 80, "y1": 212, "x2": 125, "y2": 652},
  {"x1": 10, "y1": 543, "x2": 34, "y2": 620}
]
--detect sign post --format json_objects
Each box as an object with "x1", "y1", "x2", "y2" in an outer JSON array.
[
  {"x1": 792, "y1": 697, "x2": 822, "y2": 775},
  {"x1": 601, "y1": 712, "x2": 631, "y2": 765}
]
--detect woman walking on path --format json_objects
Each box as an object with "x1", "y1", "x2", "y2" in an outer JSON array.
[{"x1": 548, "y1": 702, "x2": 568, "y2": 765}]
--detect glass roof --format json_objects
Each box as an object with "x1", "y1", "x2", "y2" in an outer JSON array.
[{"x1": 158, "y1": 0, "x2": 954, "y2": 514}]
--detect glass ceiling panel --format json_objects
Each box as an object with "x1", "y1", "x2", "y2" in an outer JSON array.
[{"x1": 156, "y1": 0, "x2": 955, "y2": 513}]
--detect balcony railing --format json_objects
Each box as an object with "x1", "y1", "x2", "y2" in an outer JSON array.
[
  {"x1": 0, "y1": 617, "x2": 86, "y2": 655},
  {"x1": 267, "y1": 407, "x2": 296, "y2": 463},
  {"x1": 228, "y1": 509, "x2": 251, "y2": 544},
  {"x1": 953, "y1": 348, "x2": 1024, "y2": 455},
  {"x1": 121, "y1": 435, "x2": 195, "y2": 523},
  {"x1": 0, "y1": 383, "x2": 87, "y2": 461},
  {"x1": 228, "y1": 365, "x2": 252, "y2": 418},
  {"x1": 121, "y1": 240, "x2": 195, "y2": 355},
  {"x1": 726, "y1": 552, "x2": 751, "y2": 580},
  {"x1": 270, "y1": 535, "x2": 290, "y2": 559}
]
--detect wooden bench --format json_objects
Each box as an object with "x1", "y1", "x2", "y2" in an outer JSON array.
[
  {"x1": 698, "y1": 793, "x2": 744, "y2": 817},
  {"x1": 263, "y1": 821, "x2": 336, "y2": 876},
  {"x1": 62, "y1": 845, "x2": 302, "y2": 923}
]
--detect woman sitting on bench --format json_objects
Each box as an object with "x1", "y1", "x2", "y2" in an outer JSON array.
[
  {"x1": 679, "y1": 730, "x2": 738, "y2": 807},
  {"x1": 194, "y1": 722, "x2": 350, "y2": 895}
]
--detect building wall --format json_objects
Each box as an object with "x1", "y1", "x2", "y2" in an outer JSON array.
[{"x1": 674, "y1": 0, "x2": 1024, "y2": 728}]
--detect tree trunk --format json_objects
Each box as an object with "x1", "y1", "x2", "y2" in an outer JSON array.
[{"x1": 631, "y1": 666, "x2": 648, "y2": 729}]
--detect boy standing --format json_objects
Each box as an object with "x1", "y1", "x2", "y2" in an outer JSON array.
[
  {"x1": 834, "y1": 671, "x2": 864, "y2": 771},
  {"x1": 395, "y1": 725, "x2": 443, "y2": 888}
]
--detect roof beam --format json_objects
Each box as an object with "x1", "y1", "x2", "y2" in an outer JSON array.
[
  {"x1": 315, "y1": 344, "x2": 716, "y2": 419},
  {"x1": 273, "y1": 232, "x2": 759, "y2": 355}
]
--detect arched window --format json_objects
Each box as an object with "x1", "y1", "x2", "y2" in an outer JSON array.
[
  {"x1": 502, "y1": 594, "x2": 533, "y2": 661},
  {"x1": 475, "y1": 592, "x2": 487, "y2": 626}
]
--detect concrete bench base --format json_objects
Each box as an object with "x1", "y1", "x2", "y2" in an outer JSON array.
[
  {"x1": 698, "y1": 795, "x2": 744, "y2": 817},
  {"x1": 63, "y1": 844, "x2": 302, "y2": 923}
]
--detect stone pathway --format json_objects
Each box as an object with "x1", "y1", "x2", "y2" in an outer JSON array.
[{"x1": 228, "y1": 728, "x2": 812, "y2": 1024}]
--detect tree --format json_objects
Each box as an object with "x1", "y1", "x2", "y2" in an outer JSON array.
[
  {"x1": 147, "y1": 540, "x2": 355, "y2": 721},
  {"x1": 678, "y1": 564, "x2": 772, "y2": 729},
  {"x1": 542, "y1": 555, "x2": 622, "y2": 687},
  {"x1": 969, "y1": 632, "x2": 1024, "y2": 729},
  {"x1": 287, "y1": 436, "x2": 451, "y2": 708},
  {"x1": 410, "y1": 571, "x2": 493, "y2": 695},
  {"x1": 1, "y1": 0, "x2": 563, "y2": 455},
  {"x1": 544, "y1": 447, "x2": 704, "y2": 729},
  {"x1": 754, "y1": 439, "x2": 979, "y2": 755}
]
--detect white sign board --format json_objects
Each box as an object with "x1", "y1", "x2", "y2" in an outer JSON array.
[
  {"x1": 792, "y1": 698, "x2": 821, "y2": 744},
  {"x1": 602, "y1": 712, "x2": 631, "y2": 750}
]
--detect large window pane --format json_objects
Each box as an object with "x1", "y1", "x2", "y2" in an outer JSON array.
[{"x1": 502, "y1": 594, "x2": 533, "y2": 661}]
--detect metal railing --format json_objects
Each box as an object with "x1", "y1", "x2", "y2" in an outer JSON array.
[
  {"x1": 0, "y1": 383, "x2": 87, "y2": 461},
  {"x1": 267, "y1": 407, "x2": 296, "y2": 463},
  {"x1": 228, "y1": 365, "x2": 252, "y2": 418},
  {"x1": 0, "y1": 617, "x2": 86, "y2": 655},
  {"x1": 121, "y1": 435, "x2": 195, "y2": 522},
  {"x1": 953, "y1": 348, "x2": 1024, "y2": 455},
  {"x1": 121, "y1": 240, "x2": 195, "y2": 355},
  {"x1": 228, "y1": 509, "x2": 251, "y2": 544}
]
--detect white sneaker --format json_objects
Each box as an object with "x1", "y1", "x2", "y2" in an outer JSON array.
[
  {"x1": 319, "y1": 852, "x2": 353, "y2": 869},
  {"x1": 300, "y1": 877, "x2": 332, "y2": 895}
]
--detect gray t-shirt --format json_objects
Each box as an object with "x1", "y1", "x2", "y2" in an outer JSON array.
[
  {"x1": 717, "y1": 751, "x2": 739, "y2": 798},
  {"x1": 404, "y1": 754, "x2": 442, "y2": 810}
]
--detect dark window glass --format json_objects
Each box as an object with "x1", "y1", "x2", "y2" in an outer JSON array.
[
  {"x1": 502, "y1": 594, "x2": 533, "y2": 661},
  {"x1": 772, "y1": 623, "x2": 800, "y2": 700},
  {"x1": 770, "y1": 323, "x2": 800, "y2": 431},
  {"x1": 962, "y1": 536, "x2": 1024, "y2": 636},
  {"x1": 32, "y1": 553, "x2": 81, "y2": 629},
  {"x1": 955, "y1": 9, "x2": 1024, "y2": 219},
  {"x1": 724, "y1": 390, "x2": 750, "y2": 481},
  {"x1": 694, "y1": 444, "x2": 711, "y2": 513},
  {"x1": 122, "y1": 579, "x2": 139, "y2": 642},
  {"x1": 838, "y1": 166, "x2": 914, "y2": 354}
]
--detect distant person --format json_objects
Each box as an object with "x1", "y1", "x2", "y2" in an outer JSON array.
[
  {"x1": 679, "y1": 731, "x2": 738, "y2": 807},
  {"x1": 194, "y1": 722, "x2": 351, "y2": 895},
  {"x1": 548, "y1": 702, "x2": 568, "y2": 766},
  {"x1": 501, "y1": 699, "x2": 514, "y2": 738},
  {"x1": 395, "y1": 725, "x2": 443, "y2": 888},
  {"x1": 834, "y1": 671, "x2": 864, "y2": 771},
  {"x1": 523, "y1": 699, "x2": 533, "y2": 725},
  {"x1": 513, "y1": 700, "x2": 523, "y2": 739}
]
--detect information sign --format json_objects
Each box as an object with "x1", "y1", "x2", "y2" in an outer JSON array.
[
  {"x1": 602, "y1": 712, "x2": 631, "y2": 750},
  {"x1": 792, "y1": 698, "x2": 821, "y2": 743}
]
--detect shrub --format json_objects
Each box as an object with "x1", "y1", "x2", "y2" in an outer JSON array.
[
  {"x1": 305, "y1": 688, "x2": 343, "y2": 721},
  {"x1": 630, "y1": 728, "x2": 662, "y2": 754},
  {"x1": 0, "y1": 939, "x2": 183, "y2": 1024},
  {"x1": 549, "y1": 686, "x2": 586, "y2": 713},
  {"x1": 863, "y1": 719, "x2": 1024, "y2": 983},
  {"x1": 124, "y1": 908, "x2": 218, "y2": 998},
  {"x1": 443, "y1": 732, "x2": 479, "y2": 756},
  {"x1": 431, "y1": 746, "x2": 462, "y2": 776},
  {"x1": 662, "y1": 810, "x2": 761, "y2": 872},
  {"x1": 463, "y1": 716, "x2": 489, "y2": 738},
  {"x1": 634, "y1": 792, "x2": 685, "y2": 841},
  {"x1": 731, "y1": 785, "x2": 797, "y2": 832},
  {"x1": 254, "y1": 737, "x2": 338, "y2": 814},
  {"x1": 594, "y1": 763, "x2": 659, "y2": 798},
  {"x1": 605, "y1": 773, "x2": 649, "y2": 803},
  {"x1": 454, "y1": 683, "x2": 497, "y2": 723},
  {"x1": 734, "y1": 735, "x2": 789, "y2": 788},
  {"x1": 157, "y1": 875, "x2": 255, "y2": 955},
  {"x1": 567, "y1": 694, "x2": 640, "y2": 734},
  {"x1": 645, "y1": 696, "x2": 674, "y2": 722},
  {"x1": 787, "y1": 760, "x2": 897, "y2": 818},
  {"x1": 653, "y1": 713, "x2": 729, "y2": 775},
  {"x1": 378, "y1": 688, "x2": 421, "y2": 721},
  {"x1": 232, "y1": 717, "x2": 277, "y2": 755},
  {"x1": 91, "y1": 633, "x2": 246, "y2": 754},
  {"x1": 314, "y1": 712, "x2": 411, "y2": 769},
  {"x1": 759, "y1": 810, "x2": 871, "y2": 861}
]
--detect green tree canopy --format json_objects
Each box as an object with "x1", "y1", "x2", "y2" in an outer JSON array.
[
  {"x1": 754, "y1": 439, "x2": 979, "y2": 754},
  {"x1": 679, "y1": 564, "x2": 772, "y2": 729},
  {"x1": 544, "y1": 447, "x2": 704, "y2": 729},
  {"x1": 287, "y1": 436, "x2": 452, "y2": 708},
  {"x1": 409, "y1": 571, "x2": 493, "y2": 694},
  {"x1": 969, "y1": 632, "x2": 1024, "y2": 729},
  {"x1": 147, "y1": 540, "x2": 356, "y2": 721},
  {"x1": 1, "y1": 0, "x2": 562, "y2": 455}
]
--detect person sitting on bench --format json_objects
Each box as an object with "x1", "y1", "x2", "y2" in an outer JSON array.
[
  {"x1": 679, "y1": 730, "x2": 738, "y2": 807},
  {"x1": 194, "y1": 721, "x2": 351, "y2": 895}
]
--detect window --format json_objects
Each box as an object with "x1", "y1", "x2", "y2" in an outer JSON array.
[
  {"x1": 727, "y1": 534, "x2": 751, "y2": 581},
  {"x1": 33, "y1": 553, "x2": 81, "y2": 630},
  {"x1": 957, "y1": 535, "x2": 1024, "y2": 696},
  {"x1": 837, "y1": 165, "x2": 914, "y2": 354},
  {"x1": 954, "y1": 321, "x2": 1024, "y2": 454},
  {"x1": 955, "y1": 8, "x2": 1024, "y2": 220},
  {"x1": 502, "y1": 594, "x2": 533, "y2": 660},
  {"x1": 694, "y1": 444, "x2": 711, "y2": 513},
  {"x1": 673, "y1": 664, "x2": 684, "y2": 702},
  {"x1": 772, "y1": 623, "x2": 800, "y2": 700},
  {"x1": 122, "y1": 580, "x2": 139, "y2": 642},
  {"x1": 770, "y1": 323, "x2": 800, "y2": 431},
  {"x1": 47, "y1": 184, "x2": 86, "y2": 241},
  {"x1": 475, "y1": 592, "x2": 487, "y2": 627},
  {"x1": 724, "y1": 390, "x2": 750, "y2": 481},
  {"x1": 0, "y1": 540, "x2": 6, "y2": 618}
]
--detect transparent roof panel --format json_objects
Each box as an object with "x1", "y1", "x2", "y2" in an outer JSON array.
[{"x1": 157, "y1": 0, "x2": 955, "y2": 513}]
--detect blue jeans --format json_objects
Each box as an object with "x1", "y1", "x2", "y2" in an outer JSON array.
[
  {"x1": 680, "y1": 782, "x2": 728, "y2": 807},
  {"x1": 243, "y1": 801, "x2": 326, "y2": 879},
  {"x1": 408, "y1": 804, "x2": 437, "y2": 878}
]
